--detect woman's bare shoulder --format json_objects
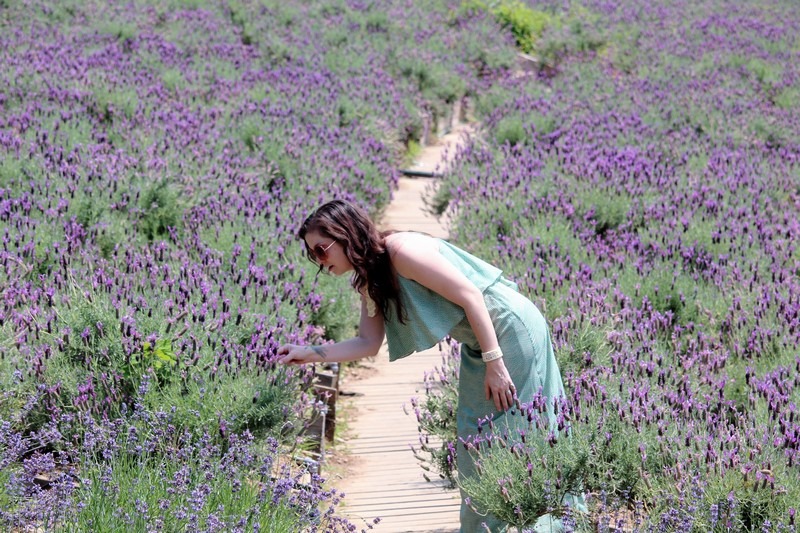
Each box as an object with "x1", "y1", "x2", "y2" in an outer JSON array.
[
  {"x1": 385, "y1": 232, "x2": 438, "y2": 256},
  {"x1": 385, "y1": 232, "x2": 441, "y2": 278}
]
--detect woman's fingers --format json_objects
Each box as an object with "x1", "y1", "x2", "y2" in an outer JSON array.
[
  {"x1": 484, "y1": 363, "x2": 516, "y2": 410},
  {"x1": 486, "y1": 384, "x2": 515, "y2": 410},
  {"x1": 277, "y1": 344, "x2": 301, "y2": 364},
  {"x1": 491, "y1": 387, "x2": 504, "y2": 411},
  {"x1": 494, "y1": 384, "x2": 516, "y2": 411},
  {"x1": 503, "y1": 388, "x2": 513, "y2": 411},
  {"x1": 502, "y1": 388, "x2": 511, "y2": 411}
]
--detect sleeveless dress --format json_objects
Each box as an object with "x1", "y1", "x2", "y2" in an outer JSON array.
[{"x1": 383, "y1": 238, "x2": 586, "y2": 532}]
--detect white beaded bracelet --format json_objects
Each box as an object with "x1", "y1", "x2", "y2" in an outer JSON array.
[{"x1": 481, "y1": 347, "x2": 504, "y2": 362}]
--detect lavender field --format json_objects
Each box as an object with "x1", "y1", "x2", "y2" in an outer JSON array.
[
  {"x1": 420, "y1": 0, "x2": 800, "y2": 530},
  {"x1": 0, "y1": 0, "x2": 512, "y2": 530},
  {"x1": 1, "y1": 0, "x2": 799, "y2": 531}
]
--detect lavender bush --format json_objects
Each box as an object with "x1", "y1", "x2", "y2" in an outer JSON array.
[
  {"x1": 458, "y1": 396, "x2": 592, "y2": 531},
  {"x1": 0, "y1": 395, "x2": 353, "y2": 531},
  {"x1": 410, "y1": 339, "x2": 461, "y2": 488}
]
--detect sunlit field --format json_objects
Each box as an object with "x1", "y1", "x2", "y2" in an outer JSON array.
[{"x1": 1, "y1": 0, "x2": 799, "y2": 531}]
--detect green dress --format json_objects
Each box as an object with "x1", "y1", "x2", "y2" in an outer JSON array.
[{"x1": 384, "y1": 238, "x2": 586, "y2": 532}]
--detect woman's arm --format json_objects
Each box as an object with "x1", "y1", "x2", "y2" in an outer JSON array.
[
  {"x1": 388, "y1": 233, "x2": 517, "y2": 411},
  {"x1": 277, "y1": 293, "x2": 385, "y2": 364}
]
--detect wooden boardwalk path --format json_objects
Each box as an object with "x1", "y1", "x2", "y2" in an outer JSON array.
[
  {"x1": 336, "y1": 123, "x2": 473, "y2": 532},
  {"x1": 336, "y1": 348, "x2": 461, "y2": 532}
]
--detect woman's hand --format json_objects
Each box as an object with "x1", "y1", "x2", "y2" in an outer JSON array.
[
  {"x1": 484, "y1": 359, "x2": 517, "y2": 411},
  {"x1": 277, "y1": 344, "x2": 316, "y2": 365}
]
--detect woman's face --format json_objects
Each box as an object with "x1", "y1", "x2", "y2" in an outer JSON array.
[{"x1": 304, "y1": 230, "x2": 353, "y2": 275}]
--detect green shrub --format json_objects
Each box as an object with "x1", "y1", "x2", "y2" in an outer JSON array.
[
  {"x1": 59, "y1": 290, "x2": 124, "y2": 366},
  {"x1": 307, "y1": 275, "x2": 359, "y2": 343},
  {"x1": 615, "y1": 266, "x2": 703, "y2": 327},
  {"x1": 239, "y1": 118, "x2": 263, "y2": 152},
  {"x1": 336, "y1": 97, "x2": 364, "y2": 128},
  {"x1": 456, "y1": 0, "x2": 491, "y2": 19},
  {"x1": 746, "y1": 58, "x2": 783, "y2": 89},
  {"x1": 6, "y1": 288, "x2": 162, "y2": 433},
  {"x1": 720, "y1": 357, "x2": 751, "y2": 423},
  {"x1": 72, "y1": 194, "x2": 104, "y2": 229},
  {"x1": 494, "y1": 116, "x2": 525, "y2": 146},
  {"x1": 276, "y1": 4, "x2": 299, "y2": 27},
  {"x1": 364, "y1": 10, "x2": 390, "y2": 32},
  {"x1": 402, "y1": 98, "x2": 425, "y2": 143},
  {"x1": 459, "y1": 404, "x2": 591, "y2": 529},
  {"x1": 93, "y1": 87, "x2": 138, "y2": 123},
  {"x1": 59, "y1": 116, "x2": 94, "y2": 152},
  {"x1": 409, "y1": 347, "x2": 460, "y2": 488},
  {"x1": 137, "y1": 179, "x2": 181, "y2": 241},
  {"x1": 751, "y1": 116, "x2": 787, "y2": 147},
  {"x1": 0, "y1": 157, "x2": 30, "y2": 191},
  {"x1": 234, "y1": 380, "x2": 295, "y2": 438},
  {"x1": 260, "y1": 135, "x2": 299, "y2": 180},
  {"x1": 578, "y1": 191, "x2": 630, "y2": 236},
  {"x1": 460, "y1": 32, "x2": 517, "y2": 75},
  {"x1": 559, "y1": 322, "x2": 613, "y2": 376},
  {"x1": 531, "y1": 113, "x2": 557, "y2": 136},
  {"x1": 323, "y1": 26, "x2": 349, "y2": 47},
  {"x1": 132, "y1": 339, "x2": 177, "y2": 387},
  {"x1": 55, "y1": 286, "x2": 173, "y2": 399},
  {"x1": 686, "y1": 153, "x2": 709, "y2": 175},
  {"x1": 261, "y1": 37, "x2": 292, "y2": 63},
  {"x1": 427, "y1": 182, "x2": 453, "y2": 216},
  {"x1": 474, "y1": 85, "x2": 516, "y2": 119},
  {"x1": 610, "y1": 44, "x2": 638, "y2": 74},
  {"x1": 97, "y1": 21, "x2": 137, "y2": 42},
  {"x1": 398, "y1": 56, "x2": 436, "y2": 93},
  {"x1": 580, "y1": 408, "x2": 666, "y2": 500},
  {"x1": 157, "y1": 0, "x2": 204, "y2": 12},
  {"x1": 564, "y1": 5, "x2": 605, "y2": 53},
  {"x1": 460, "y1": 0, "x2": 605, "y2": 69},
  {"x1": 161, "y1": 68, "x2": 184, "y2": 92},
  {"x1": 773, "y1": 87, "x2": 799, "y2": 109},
  {"x1": 0, "y1": 468, "x2": 11, "y2": 514},
  {"x1": 94, "y1": 220, "x2": 126, "y2": 259},
  {"x1": 8, "y1": 355, "x2": 84, "y2": 435},
  {"x1": 38, "y1": 0, "x2": 80, "y2": 23},
  {"x1": 228, "y1": 0, "x2": 257, "y2": 45},
  {"x1": 155, "y1": 367, "x2": 303, "y2": 444},
  {"x1": 403, "y1": 139, "x2": 422, "y2": 167},
  {"x1": 493, "y1": 1, "x2": 552, "y2": 54},
  {"x1": 228, "y1": 0, "x2": 248, "y2": 29},
  {"x1": 437, "y1": 68, "x2": 468, "y2": 105}
]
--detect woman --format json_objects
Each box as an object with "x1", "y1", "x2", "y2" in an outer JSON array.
[{"x1": 278, "y1": 200, "x2": 585, "y2": 532}]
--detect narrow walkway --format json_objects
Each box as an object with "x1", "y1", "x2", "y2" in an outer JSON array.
[{"x1": 337, "y1": 121, "x2": 473, "y2": 532}]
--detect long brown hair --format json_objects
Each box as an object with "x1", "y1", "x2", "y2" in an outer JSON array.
[{"x1": 299, "y1": 200, "x2": 405, "y2": 323}]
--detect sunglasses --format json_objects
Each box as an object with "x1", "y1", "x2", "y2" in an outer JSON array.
[{"x1": 309, "y1": 240, "x2": 336, "y2": 262}]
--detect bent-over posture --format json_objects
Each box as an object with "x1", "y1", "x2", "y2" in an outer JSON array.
[{"x1": 278, "y1": 200, "x2": 585, "y2": 532}]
